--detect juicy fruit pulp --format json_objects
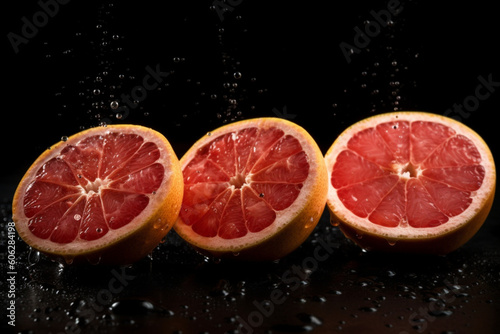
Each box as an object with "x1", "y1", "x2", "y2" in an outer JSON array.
[
  {"x1": 332, "y1": 120, "x2": 484, "y2": 228},
  {"x1": 13, "y1": 125, "x2": 183, "y2": 265},
  {"x1": 175, "y1": 118, "x2": 328, "y2": 260},
  {"x1": 24, "y1": 132, "x2": 164, "y2": 243},
  {"x1": 326, "y1": 112, "x2": 496, "y2": 254},
  {"x1": 181, "y1": 127, "x2": 308, "y2": 239}
]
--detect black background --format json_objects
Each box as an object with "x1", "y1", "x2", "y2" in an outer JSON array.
[{"x1": 2, "y1": 1, "x2": 500, "y2": 333}]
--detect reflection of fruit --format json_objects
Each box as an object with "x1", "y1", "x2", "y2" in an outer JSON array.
[
  {"x1": 13, "y1": 125, "x2": 183, "y2": 265},
  {"x1": 325, "y1": 112, "x2": 496, "y2": 254},
  {"x1": 174, "y1": 118, "x2": 328, "y2": 261}
]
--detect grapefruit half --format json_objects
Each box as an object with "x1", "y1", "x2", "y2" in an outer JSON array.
[
  {"x1": 325, "y1": 112, "x2": 496, "y2": 254},
  {"x1": 12, "y1": 125, "x2": 183, "y2": 265},
  {"x1": 174, "y1": 118, "x2": 328, "y2": 261}
]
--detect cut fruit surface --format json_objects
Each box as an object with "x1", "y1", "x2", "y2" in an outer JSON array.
[
  {"x1": 174, "y1": 118, "x2": 328, "y2": 261},
  {"x1": 13, "y1": 125, "x2": 183, "y2": 265},
  {"x1": 325, "y1": 112, "x2": 496, "y2": 254}
]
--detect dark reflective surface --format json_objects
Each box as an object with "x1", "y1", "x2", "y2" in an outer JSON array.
[{"x1": 1, "y1": 202, "x2": 499, "y2": 333}]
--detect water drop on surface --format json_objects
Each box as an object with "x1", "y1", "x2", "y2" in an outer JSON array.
[
  {"x1": 61, "y1": 136, "x2": 69, "y2": 142},
  {"x1": 233, "y1": 72, "x2": 242, "y2": 79},
  {"x1": 28, "y1": 248, "x2": 41, "y2": 266},
  {"x1": 86, "y1": 254, "x2": 102, "y2": 265},
  {"x1": 386, "y1": 239, "x2": 397, "y2": 246},
  {"x1": 110, "y1": 300, "x2": 155, "y2": 315},
  {"x1": 110, "y1": 101, "x2": 119, "y2": 109}
]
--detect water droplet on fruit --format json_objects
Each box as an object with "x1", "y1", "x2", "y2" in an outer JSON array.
[
  {"x1": 330, "y1": 219, "x2": 340, "y2": 227},
  {"x1": 61, "y1": 136, "x2": 69, "y2": 142},
  {"x1": 207, "y1": 132, "x2": 212, "y2": 136},
  {"x1": 154, "y1": 218, "x2": 163, "y2": 230},
  {"x1": 73, "y1": 214, "x2": 81, "y2": 221},
  {"x1": 96, "y1": 227, "x2": 103, "y2": 234}
]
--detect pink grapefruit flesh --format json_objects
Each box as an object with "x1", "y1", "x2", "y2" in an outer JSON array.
[
  {"x1": 13, "y1": 125, "x2": 183, "y2": 265},
  {"x1": 325, "y1": 112, "x2": 496, "y2": 254},
  {"x1": 175, "y1": 118, "x2": 328, "y2": 260}
]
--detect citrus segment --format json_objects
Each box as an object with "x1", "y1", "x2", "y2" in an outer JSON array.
[
  {"x1": 175, "y1": 118, "x2": 328, "y2": 261},
  {"x1": 325, "y1": 112, "x2": 495, "y2": 254},
  {"x1": 13, "y1": 125, "x2": 183, "y2": 265}
]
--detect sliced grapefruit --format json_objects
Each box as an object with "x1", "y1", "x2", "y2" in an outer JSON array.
[
  {"x1": 325, "y1": 112, "x2": 496, "y2": 254},
  {"x1": 174, "y1": 118, "x2": 328, "y2": 261},
  {"x1": 12, "y1": 125, "x2": 183, "y2": 265}
]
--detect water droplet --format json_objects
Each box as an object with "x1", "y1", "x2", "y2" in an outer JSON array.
[
  {"x1": 233, "y1": 72, "x2": 242, "y2": 79},
  {"x1": 387, "y1": 239, "x2": 397, "y2": 246},
  {"x1": 297, "y1": 312, "x2": 323, "y2": 325},
  {"x1": 115, "y1": 113, "x2": 123, "y2": 120},
  {"x1": 96, "y1": 227, "x2": 103, "y2": 234},
  {"x1": 359, "y1": 306, "x2": 378, "y2": 313},
  {"x1": 387, "y1": 270, "x2": 396, "y2": 277},
  {"x1": 86, "y1": 254, "x2": 102, "y2": 265},
  {"x1": 110, "y1": 300, "x2": 155, "y2": 315},
  {"x1": 428, "y1": 309, "x2": 453, "y2": 317},
  {"x1": 73, "y1": 214, "x2": 81, "y2": 221},
  {"x1": 330, "y1": 219, "x2": 340, "y2": 227},
  {"x1": 110, "y1": 101, "x2": 119, "y2": 109},
  {"x1": 61, "y1": 136, "x2": 69, "y2": 142},
  {"x1": 64, "y1": 256, "x2": 74, "y2": 265},
  {"x1": 259, "y1": 193, "x2": 265, "y2": 198},
  {"x1": 206, "y1": 132, "x2": 212, "y2": 136},
  {"x1": 28, "y1": 248, "x2": 41, "y2": 266}
]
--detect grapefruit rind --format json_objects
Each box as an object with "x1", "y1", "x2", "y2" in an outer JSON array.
[
  {"x1": 325, "y1": 112, "x2": 496, "y2": 254},
  {"x1": 174, "y1": 118, "x2": 328, "y2": 261},
  {"x1": 12, "y1": 125, "x2": 183, "y2": 265}
]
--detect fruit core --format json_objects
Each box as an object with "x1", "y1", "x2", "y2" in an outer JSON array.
[{"x1": 229, "y1": 173, "x2": 247, "y2": 189}]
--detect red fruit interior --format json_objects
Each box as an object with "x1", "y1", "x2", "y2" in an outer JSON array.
[
  {"x1": 331, "y1": 120, "x2": 485, "y2": 228},
  {"x1": 23, "y1": 132, "x2": 164, "y2": 243},
  {"x1": 180, "y1": 127, "x2": 310, "y2": 239}
]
